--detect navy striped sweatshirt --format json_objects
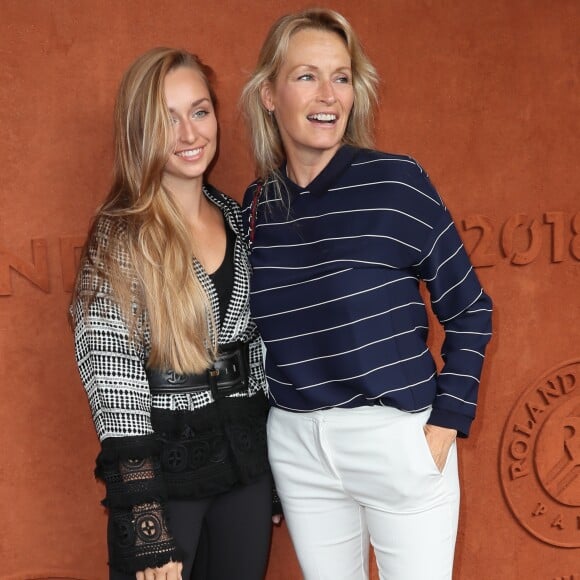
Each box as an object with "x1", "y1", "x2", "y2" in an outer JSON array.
[{"x1": 242, "y1": 146, "x2": 492, "y2": 436}]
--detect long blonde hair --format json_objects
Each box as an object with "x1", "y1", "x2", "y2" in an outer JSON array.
[
  {"x1": 74, "y1": 47, "x2": 218, "y2": 374},
  {"x1": 240, "y1": 8, "x2": 379, "y2": 182}
]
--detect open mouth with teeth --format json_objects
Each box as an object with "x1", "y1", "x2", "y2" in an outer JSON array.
[
  {"x1": 307, "y1": 113, "x2": 337, "y2": 124},
  {"x1": 176, "y1": 147, "x2": 203, "y2": 159}
]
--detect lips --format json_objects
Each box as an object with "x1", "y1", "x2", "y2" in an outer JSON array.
[
  {"x1": 175, "y1": 147, "x2": 203, "y2": 159},
  {"x1": 307, "y1": 113, "x2": 337, "y2": 123}
]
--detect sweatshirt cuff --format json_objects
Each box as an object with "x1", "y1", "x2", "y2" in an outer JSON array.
[{"x1": 427, "y1": 407, "x2": 473, "y2": 438}]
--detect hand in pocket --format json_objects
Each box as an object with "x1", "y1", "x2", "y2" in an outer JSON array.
[{"x1": 423, "y1": 424, "x2": 457, "y2": 472}]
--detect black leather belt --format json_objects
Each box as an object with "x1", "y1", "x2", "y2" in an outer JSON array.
[{"x1": 146, "y1": 341, "x2": 250, "y2": 398}]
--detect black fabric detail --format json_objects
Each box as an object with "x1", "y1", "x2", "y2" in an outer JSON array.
[
  {"x1": 96, "y1": 435, "x2": 162, "y2": 464},
  {"x1": 107, "y1": 502, "x2": 183, "y2": 574},
  {"x1": 95, "y1": 435, "x2": 168, "y2": 509},
  {"x1": 151, "y1": 392, "x2": 270, "y2": 499},
  {"x1": 272, "y1": 482, "x2": 283, "y2": 517},
  {"x1": 146, "y1": 341, "x2": 250, "y2": 396},
  {"x1": 209, "y1": 220, "x2": 236, "y2": 325},
  {"x1": 96, "y1": 435, "x2": 182, "y2": 573}
]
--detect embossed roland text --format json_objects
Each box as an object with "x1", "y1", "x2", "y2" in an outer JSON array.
[
  {"x1": 500, "y1": 360, "x2": 580, "y2": 548},
  {"x1": 508, "y1": 373, "x2": 577, "y2": 480}
]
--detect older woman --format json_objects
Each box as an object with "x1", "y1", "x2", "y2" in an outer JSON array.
[{"x1": 241, "y1": 8, "x2": 492, "y2": 580}]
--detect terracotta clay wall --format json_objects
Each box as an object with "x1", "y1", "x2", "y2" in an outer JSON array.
[{"x1": 1, "y1": 1, "x2": 578, "y2": 578}]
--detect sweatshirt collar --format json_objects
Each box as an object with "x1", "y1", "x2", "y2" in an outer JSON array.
[{"x1": 280, "y1": 145, "x2": 360, "y2": 197}]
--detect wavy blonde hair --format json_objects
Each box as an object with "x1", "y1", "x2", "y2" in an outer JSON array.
[
  {"x1": 240, "y1": 8, "x2": 379, "y2": 182},
  {"x1": 74, "y1": 47, "x2": 218, "y2": 374}
]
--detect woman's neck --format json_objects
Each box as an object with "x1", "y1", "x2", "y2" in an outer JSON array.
[
  {"x1": 285, "y1": 145, "x2": 341, "y2": 188},
  {"x1": 162, "y1": 176, "x2": 206, "y2": 225}
]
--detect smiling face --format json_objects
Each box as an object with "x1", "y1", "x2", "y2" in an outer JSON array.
[
  {"x1": 261, "y1": 28, "x2": 354, "y2": 175},
  {"x1": 162, "y1": 65, "x2": 217, "y2": 193}
]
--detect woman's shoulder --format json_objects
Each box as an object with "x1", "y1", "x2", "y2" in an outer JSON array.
[
  {"x1": 349, "y1": 147, "x2": 446, "y2": 213},
  {"x1": 203, "y1": 184, "x2": 244, "y2": 233},
  {"x1": 351, "y1": 146, "x2": 436, "y2": 189},
  {"x1": 85, "y1": 213, "x2": 130, "y2": 261},
  {"x1": 352, "y1": 146, "x2": 425, "y2": 173},
  {"x1": 204, "y1": 184, "x2": 241, "y2": 211},
  {"x1": 89, "y1": 212, "x2": 128, "y2": 240}
]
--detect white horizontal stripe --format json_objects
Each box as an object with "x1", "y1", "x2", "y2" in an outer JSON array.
[
  {"x1": 279, "y1": 325, "x2": 432, "y2": 367},
  {"x1": 268, "y1": 305, "x2": 426, "y2": 343},
  {"x1": 328, "y1": 180, "x2": 440, "y2": 206},
  {"x1": 369, "y1": 372, "x2": 437, "y2": 399},
  {"x1": 271, "y1": 382, "x2": 438, "y2": 412},
  {"x1": 252, "y1": 276, "x2": 415, "y2": 320},
  {"x1": 398, "y1": 403, "x2": 433, "y2": 413},
  {"x1": 439, "y1": 372, "x2": 480, "y2": 383},
  {"x1": 439, "y1": 290, "x2": 483, "y2": 323},
  {"x1": 414, "y1": 222, "x2": 454, "y2": 267},
  {"x1": 296, "y1": 349, "x2": 430, "y2": 391},
  {"x1": 446, "y1": 330, "x2": 492, "y2": 336},
  {"x1": 256, "y1": 207, "x2": 432, "y2": 230},
  {"x1": 251, "y1": 268, "x2": 352, "y2": 295},
  {"x1": 431, "y1": 266, "x2": 473, "y2": 304},
  {"x1": 460, "y1": 348, "x2": 485, "y2": 358},
  {"x1": 467, "y1": 308, "x2": 493, "y2": 314},
  {"x1": 436, "y1": 392, "x2": 477, "y2": 406},
  {"x1": 266, "y1": 375, "x2": 293, "y2": 386},
  {"x1": 351, "y1": 158, "x2": 416, "y2": 167},
  {"x1": 254, "y1": 233, "x2": 421, "y2": 253},
  {"x1": 241, "y1": 181, "x2": 280, "y2": 214},
  {"x1": 271, "y1": 391, "x2": 366, "y2": 412},
  {"x1": 253, "y1": 258, "x2": 399, "y2": 271},
  {"x1": 258, "y1": 195, "x2": 286, "y2": 206},
  {"x1": 422, "y1": 244, "x2": 463, "y2": 282}
]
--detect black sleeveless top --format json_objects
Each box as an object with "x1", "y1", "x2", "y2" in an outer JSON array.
[{"x1": 209, "y1": 221, "x2": 235, "y2": 324}]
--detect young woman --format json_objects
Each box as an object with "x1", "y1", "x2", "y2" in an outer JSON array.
[
  {"x1": 241, "y1": 9, "x2": 493, "y2": 580},
  {"x1": 72, "y1": 48, "x2": 271, "y2": 580}
]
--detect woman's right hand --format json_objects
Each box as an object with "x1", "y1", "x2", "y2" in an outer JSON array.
[{"x1": 136, "y1": 560, "x2": 183, "y2": 580}]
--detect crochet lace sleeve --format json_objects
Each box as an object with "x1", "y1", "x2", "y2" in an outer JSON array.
[
  {"x1": 72, "y1": 296, "x2": 183, "y2": 572},
  {"x1": 71, "y1": 246, "x2": 182, "y2": 572},
  {"x1": 96, "y1": 436, "x2": 183, "y2": 573}
]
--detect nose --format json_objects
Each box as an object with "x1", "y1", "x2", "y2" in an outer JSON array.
[
  {"x1": 178, "y1": 118, "x2": 197, "y2": 143},
  {"x1": 318, "y1": 79, "x2": 336, "y2": 105}
]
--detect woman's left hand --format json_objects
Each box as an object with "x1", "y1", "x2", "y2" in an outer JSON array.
[
  {"x1": 136, "y1": 560, "x2": 183, "y2": 580},
  {"x1": 423, "y1": 424, "x2": 457, "y2": 472}
]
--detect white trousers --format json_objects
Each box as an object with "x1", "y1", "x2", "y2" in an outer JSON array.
[{"x1": 268, "y1": 405, "x2": 460, "y2": 580}]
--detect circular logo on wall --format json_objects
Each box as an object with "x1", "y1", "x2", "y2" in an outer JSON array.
[{"x1": 500, "y1": 359, "x2": 580, "y2": 548}]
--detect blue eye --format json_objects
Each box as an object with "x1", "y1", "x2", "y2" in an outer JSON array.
[
  {"x1": 298, "y1": 73, "x2": 314, "y2": 81},
  {"x1": 335, "y1": 75, "x2": 351, "y2": 84}
]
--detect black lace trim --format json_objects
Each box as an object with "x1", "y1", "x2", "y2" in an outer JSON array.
[
  {"x1": 151, "y1": 392, "x2": 270, "y2": 498},
  {"x1": 108, "y1": 501, "x2": 183, "y2": 574},
  {"x1": 96, "y1": 435, "x2": 167, "y2": 508},
  {"x1": 95, "y1": 435, "x2": 180, "y2": 573},
  {"x1": 94, "y1": 395, "x2": 269, "y2": 573}
]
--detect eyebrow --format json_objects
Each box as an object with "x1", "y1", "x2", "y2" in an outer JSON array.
[
  {"x1": 291, "y1": 64, "x2": 352, "y2": 73},
  {"x1": 167, "y1": 97, "x2": 211, "y2": 112}
]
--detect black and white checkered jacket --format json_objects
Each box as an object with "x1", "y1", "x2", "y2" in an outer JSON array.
[
  {"x1": 71, "y1": 185, "x2": 269, "y2": 574},
  {"x1": 73, "y1": 185, "x2": 267, "y2": 439}
]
